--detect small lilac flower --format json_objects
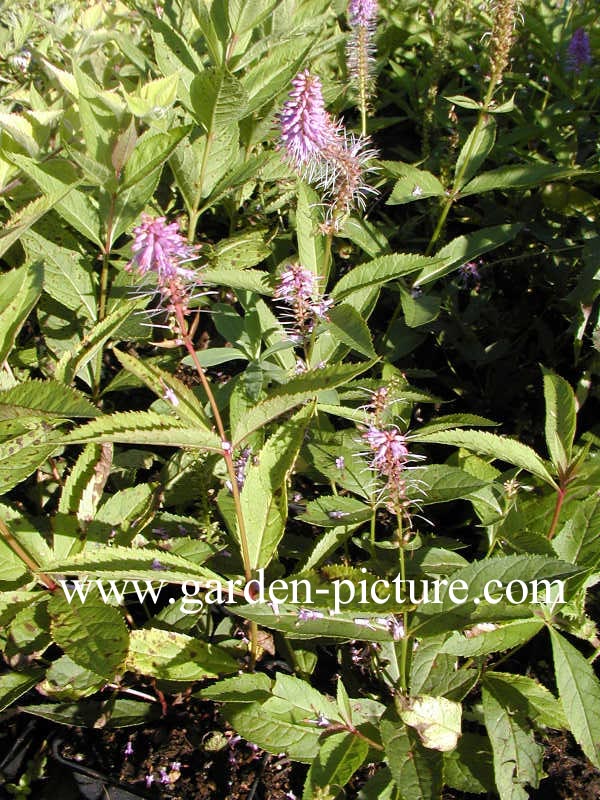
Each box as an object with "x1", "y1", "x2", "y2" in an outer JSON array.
[
  {"x1": 170, "y1": 761, "x2": 182, "y2": 772},
  {"x1": 151, "y1": 558, "x2": 167, "y2": 571},
  {"x1": 458, "y1": 261, "x2": 481, "y2": 289},
  {"x1": 279, "y1": 70, "x2": 337, "y2": 169},
  {"x1": 566, "y1": 28, "x2": 592, "y2": 73},
  {"x1": 145, "y1": 774, "x2": 154, "y2": 788},
  {"x1": 159, "y1": 768, "x2": 170, "y2": 785},
  {"x1": 124, "y1": 741, "x2": 134, "y2": 757},
  {"x1": 362, "y1": 425, "x2": 410, "y2": 477},
  {"x1": 335, "y1": 456, "x2": 345, "y2": 470},
  {"x1": 348, "y1": 0, "x2": 378, "y2": 28},
  {"x1": 234, "y1": 446, "x2": 252, "y2": 490}
]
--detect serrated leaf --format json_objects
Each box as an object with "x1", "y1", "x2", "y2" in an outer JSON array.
[
  {"x1": 485, "y1": 672, "x2": 568, "y2": 730},
  {"x1": 126, "y1": 628, "x2": 237, "y2": 681},
  {"x1": 461, "y1": 163, "x2": 596, "y2": 197},
  {"x1": 412, "y1": 428, "x2": 557, "y2": 487},
  {"x1": 441, "y1": 619, "x2": 544, "y2": 657},
  {"x1": 49, "y1": 595, "x2": 129, "y2": 679},
  {"x1": 327, "y1": 304, "x2": 376, "y2": 357},
  {"x1": 542, "y1": 368, "x2": 576, "y2": 474},
  {"x1": 296, "y1": 181, "x2": 326, "y2": 278},
  {"x1": 444, "y1": 733, "x2": 495, "y2": 794},
  {"x1": 114, "y1": 348, "x2": 210, "y2": 428},
  {"x1": 55, "y1": 299, "x2": 144, "y2": 385},
  {"x1": 0, "y1": 263, "x2": 43, "y2": 363},
  {"x1": 59, "y1": 411, "x2": 222, "y2": 450},
  {"x1": 23, "y1": 698, "x2": 159, "y2": 728},
  {"x1": 385, "y1": 162, "x2": 445, "y2": 205},
  {"x1": 59, "y1": 442, "x2": 112, "y2": 523},
  {"x1": 303, "y1": 732, "x2": 369, "y2": 800},
  {"x1": 300, "y1": 495, "x2": 373, "y2": 528},
  {"x1": 553, "y1": 494, "x2": 600, "y2": 568},
  {"x1": 550, "y1": 629, "x2": 600, "y2": 768},
  {"x1": 380, "y1": 709, "x2": 443, "y2": 800},
  {"x1": 120, "y1": 126, "x2": 190, "y2": 191},
  {"x1": 332, "y1": 253, "x2": 445, "y2": 302},
  {"x1": 454, "y1": 116, "x2": 496, "y2": 188},
  {"x1": 232, "y1": 361, "x2": 374, "y2": 444},
  {"x1": 0, "y1": 380, "x2": 99, "y2": 419},
  {"x1": 415, "y1": 224, "x2": 524, "y2": 286},
  {"x1": 482, "y1": 682, "x2": 544, "y2": 800},
  {"x1": 407, "y1": 464, "x2": 488, "y2": 504},
  {"x1": 20, "y1": 229, "x2": 96, "y2": 319},
  {"x1": 0, "y1": 669, "x2": 44, "y2": 712}
]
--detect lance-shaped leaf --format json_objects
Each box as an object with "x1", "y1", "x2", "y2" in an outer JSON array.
[
  {"x1": 303, "y1": 732, "x2": 369, "y2": 800},
  {"x1": 542, "y1": 368, "x2": 577, "y2": 475},
  {"x1": 240, "y1": 404, "x2": 312, "y2": 569},
  {"x1": 411, "y1": 428, "x2": 557, "y2": 487},
  {"x1": 380, "y1": 708, "x2": 443, "y2": 800},
  {"x1": 58, "y1": 411, "x2": 223, "y2": 451},
  {"x1": 114, "y1": 348, "x2": 211, "y2": 429},
  {"x1": 332, "y1": 254, "x2": 445, "y2": 302},
  {"x1": 0, "y1": 263, "x2": 43, "y2": 363},
  {"x1": 482, "y1": 682, "x2": 544, "y2": 800},
  {"x1": 0, "y1": 380, "x2": 99, "y2": 420},
  {"x1": 550, "y1": 628, "x2": 600, "y2": 768},
  {"x1": 232, "y1": 361, "x2": 375, "y2": 444}
]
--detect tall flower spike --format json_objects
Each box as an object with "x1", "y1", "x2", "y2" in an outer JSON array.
[
  {"x1": 128, "y1": 215, "x2": 200, "y2": 316},
  {"x1": 279, "y1": 71, "x2": 377, "y2": 230},
  {"x1": 347, "y1": 0, "x2": 378, "y2": 135},
  {"x1": 274, "y1": 263, "x2": 333, "y2": 340},
  {"x1": 566, "y1": 28, "x2": 592, "y2": 73}
]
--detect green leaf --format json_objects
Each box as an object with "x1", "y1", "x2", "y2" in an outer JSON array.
[
  {"x1": 203, "y1": 267, "x2": 272, "y2": 294},
  {"x1": 553, "y1": 494, "x2": 600, "y2": 568},
  {"x1": 0, "y1": 669, "x2": 44, "y2": 712},
  {"x1": 461, "y1": 163, "x2": 596, "y2": 197},
  {"x1": 113, "y1": 348, "x2": 211, "y2": 428},
  {"x1": 59, "y1": 411, "x2": 223, "y2": 450},
  {"x1": 23, "y1": 698, "x2": 159, "y2": 728},
  {"x1": 0, "y1": 380, "x2": 99, "y2": 419},
  {"x1": 300, "y1": 495, "x2": 373, "y2": 528},
  {"x1": 380, "y1": 709, "x2": 443, "y2": 800},
  {"x1": 0, "y1": 186, "x2": 78, "y2": 260},
  {"x1": 441, "y1": 619, "x2": 544, "y2": 657},
  {"x1": 400, "y1": 289, "x2": 441, "y2": 328},
  {"x1": 55, "y1": 299, "x2": 143, "y2": 385},
  {"x1": 49, "y1": 595, "x2": 129, "y2": 680},
  {"x1": 242, "y1": 405, "x2": 312, "y2": 569},
  {"x1": 411, "y1": 428, "x2": 557, "y2": 487},
  {"x1": 485, "y1": 672, "x2": 568, "y2": 730},
  {"x1": 332, "y1": 254, "x2": 445, "y2": 302},
  {"x1": 43, "y1": 544, "x2": 222, "y2": 585},
  {"x1": 327, "y1": 304, "x2": 376, "y2": 358},
  {"x1": 20, "y1": 229, "x2": 96, "y2": 320},
  {"x1": 542, "y1": 368, "x2": 576, "y2": 474},
  {"x1": 407, "y1": 464, "x2": 488, "y2": 505},
  {"x1": 414, "y1": 224, "x2": 524, "y2": 286},
  {"x1": 120, "y1": 126, "x2": 190, "y2": 191},
  {"x1": 454, "y1": 117, "x2": 496, "y2": 188},
  {"x1": 550, "y1": 629, "x2": 600, "y2": 768},
  {"x1": 444, "y1": 733, "x2": 495, "y2": 794},
  {"x1": 482, "y1": 682, "x2": 544, "y2": 800},
  {"x1": 191, "y1": 69, "x2": 248, "y2": 132},
  {"x1": 398, "y1": 695, "x2": 462, "y2": 752},
  {"x1": 58, "y1": 442, "x2": 112, "y2": 523},
  {"x1": 384, "y1": 162, "x2": 445, "y2": 205},
  {"x1": 296, "y1": 181, "x2": 327, "y2": 278},
  {"x1": 232, "y1": 361, "x2": 374, "y2": 444},
  {"x1": 145, "y1": 12, "x2": 203, "y2": 103},
  {"x1": 0, "y1": 263, "x2": 43, "y2": 363},
  {"x1": 303, "y1": 732, "x2": 369, "y2": 800},
  {"x1": 126, "y1": 628, "x2": 237, "y2": 681},
  {"x1": 41, "y1": 655, "x2": 105, "y2": 700},
  {"x1": 200, "y1": 672, "x2": 272, "y2": 702}
]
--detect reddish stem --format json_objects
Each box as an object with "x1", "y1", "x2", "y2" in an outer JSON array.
[{"x1": 547, "y1": 486, "x2": 566, "y2": 540}]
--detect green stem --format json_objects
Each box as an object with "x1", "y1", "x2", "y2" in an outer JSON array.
[
  {"x1": 397, "y1": 515, "x2": 409, "y2": 692},
  {"x1": 0, "y1": 518, "x2": 57, "y2": 591}
]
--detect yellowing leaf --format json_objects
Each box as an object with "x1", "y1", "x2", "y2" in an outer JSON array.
[{"x1": 399, "y1": 695, "x2": 462, "y2": 752}]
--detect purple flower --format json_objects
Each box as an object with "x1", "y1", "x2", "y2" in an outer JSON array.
[
  {"x1": 159, "y1": 768, "x2": 170, "y2": 785},
  {"x1": 129, "y1": 215, "x2": 195, "y2": 280},
  {"x1": 151, "y1": 558, "x2": 167, "y2": 571},
  {"x1": 145, "y1": 774, "x2": 154, "y2": 788},
  {"x1": 458, "y1": 261, "x2": 481, "y2": 289},
  {"x1": 274, "y1": 264, "x2": 332, "y2": 340},
  {"x1": 362, "y1": 425, "x2": 410, "y2": 477},
  {"x1": 124, "y1": 741, "x2": 134, "y2": 757},
  {"x1": 566, "y1": 28, "x2": 592, "y2": 73},
  {"x1": 348, "y1": 0, "x2": 378, "y2": 28},
  {"x1": 128, "y1": 215, "x2": 201, "y2": 316},
  {"x1": 335, "y1": 456, "x2": 345, "y2": 470},
  {"x1": 279, "y1": 70, "x2": 337, "y2": 169}
]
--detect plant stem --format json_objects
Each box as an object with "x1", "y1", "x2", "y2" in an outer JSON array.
[
  {"x1": 397, "y1": 515, "x2": 409, "y2": 692},
  {"x1": 0, "y1": 518, "x2": 57, "y2": 591},
  {"x1": 547, "y1": 486, "x2": 566, "y2": 540}
]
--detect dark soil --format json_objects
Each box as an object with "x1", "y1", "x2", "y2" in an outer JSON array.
[{"x1": 1, "y1": 695, "x2": 600, "y2": 800}]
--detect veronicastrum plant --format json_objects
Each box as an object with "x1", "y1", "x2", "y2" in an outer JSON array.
[{"x1": 0, "y1": 0, "x2": 599, "y2": 797}]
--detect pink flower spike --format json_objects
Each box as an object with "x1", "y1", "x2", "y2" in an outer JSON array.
[
  {"x1": 348, "y1": 0, "x2": 378, "y2": 28},
  {"x1": 279, "y1": 70, "x2": 337, "y2": 169},
  {"x1": 129, "y1": 215, "x2": 196, "y2": 280}
]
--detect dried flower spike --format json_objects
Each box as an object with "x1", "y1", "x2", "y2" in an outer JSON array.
[
  {"x1": 347, "y1": 0, "x2": 378, "y2": 134},
  {"x1": 275, "y1": 263, "x2": 333, "y2": 340}
]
